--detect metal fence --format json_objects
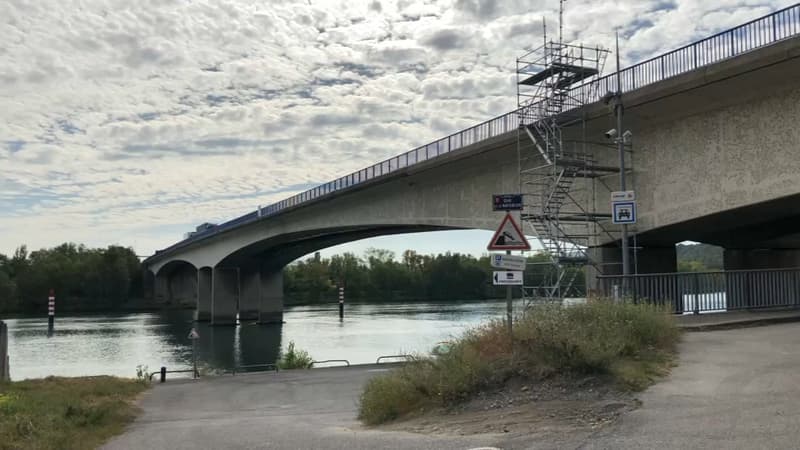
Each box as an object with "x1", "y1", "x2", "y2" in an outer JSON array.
[
  {"x1": 597, "y1": 268, "x2": 800, "y2": 314},
  {"x1": 151, "y1": 4, "x2": 800, "y2": 259}
]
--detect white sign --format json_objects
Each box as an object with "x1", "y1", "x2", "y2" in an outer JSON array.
[
  {"x1": 493, "y1": 271, "x2": 524, "y2": 285},
  {"x1": 487, "y1": 213, "x2": 531, "y2": 251},
  {"x1": 187, "y1": 328, "x2": 200, "y2": 340},
  {"x1": 612, "y1": 201, "x2": 637, "y2": 224},
  {"x1": 611, "y1": 190, "x2": 636, "y2": 202},
  {"x1": 490, "y1": 254, "x2": 527, "y2": 271}
]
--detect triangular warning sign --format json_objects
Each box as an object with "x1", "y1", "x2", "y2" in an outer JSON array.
[{"x1": 487, "y1": 213, "x2": 531, "y2": 251}]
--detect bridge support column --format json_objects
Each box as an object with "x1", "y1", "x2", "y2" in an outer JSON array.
[
  {"x1": 239, "y1": 267, "x2": 260, "y2": 321},
  {"x1": 211, "y1": 267, "x2": 238, "y2": 326},
  {"x1": 259, "y1": 270, "x2": 284, "y2": 324},
  {"x1": 197, "y1": 267, "x2": 212, "y2": 321},
  {"x1": 724, "y1": 249, "x2": 800, "y2": 310},
  {"x1": 586, "y1": 245, "x2": 676, "y2": 297},
  {"x1": 169, "y1": 268, "x2": 198, "y2": 307},
  {"x1": 154, "y1": 273, "x2": 169, "y2": 303}
]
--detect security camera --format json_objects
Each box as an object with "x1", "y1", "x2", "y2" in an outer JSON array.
[
  {"x1": 604, "y1": 129, "x2": 617, "y2": 139},
  {"x1": 622, "y1": 130, "x2": 633, "y2": 141}
]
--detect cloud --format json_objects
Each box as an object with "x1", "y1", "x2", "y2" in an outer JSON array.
[{"x1": 0, "y1": 0, "x2": 791, "y2": 256}]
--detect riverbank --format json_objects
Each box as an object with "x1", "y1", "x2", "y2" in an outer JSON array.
[
  {"x1": 0, "y1": 376, "x2": 146, "y2": 450},
  {"x1": 358, "y1": 301, "x2": 680, "y2": 425}
]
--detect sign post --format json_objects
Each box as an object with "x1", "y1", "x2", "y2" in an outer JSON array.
[
  {"x1": 188, "y1": 328, "x2": 200, "y2": 378},
  {"x1": 487, "y1": 211, "x2": 530, "y2": 336}
]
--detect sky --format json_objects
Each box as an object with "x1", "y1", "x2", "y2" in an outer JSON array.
[{"x1": 0, "y1": 0, "x2": 791, "y2": 260}]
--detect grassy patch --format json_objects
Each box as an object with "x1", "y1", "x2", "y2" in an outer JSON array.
[
  {"x1": 277, "y1": 341, "x2": 314, "y2": 370},
  {"x1": 0, "y1": 376, "x2": 147, "y2": 450},
  {"x1": 358, "y1": 300, "x2": 680, "y2": 425}
]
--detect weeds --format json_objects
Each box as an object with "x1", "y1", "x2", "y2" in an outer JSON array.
[
  {"x1": 277, "y1": 341, "x2": 314, "y2": 370},
  {"x1": 358, "y1": 300, "x2": 680, "y2": 425},
  {"x1": 0, "y1": 376, "x2": 147, "y2": 449},
  {"x1": 135, "y1": 365, "x2": 150, "y2": 385}
]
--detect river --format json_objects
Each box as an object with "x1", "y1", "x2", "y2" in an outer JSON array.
[{"x1": 2, "y1": 299, "x2": 525, "y2": 380}]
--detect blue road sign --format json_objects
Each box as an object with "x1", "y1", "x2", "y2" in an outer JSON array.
[
  {"x1": 612, "y1": 201, "x2": 637, "y2": 224},
  {"x1": 492, "y1": 194, "x2": 523, "y2": 211}
]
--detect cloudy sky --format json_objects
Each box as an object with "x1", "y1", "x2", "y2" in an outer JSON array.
[{"x1": 0, "y1": 0, "x2": 791, "y2": 259}]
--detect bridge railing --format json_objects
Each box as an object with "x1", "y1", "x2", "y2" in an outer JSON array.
[
  {"x1": 597, "y1": 267, "x2": 800, "y2": 314},
  {"x1": 152, "y1": 4, "x2": 800, "y2": 258}
]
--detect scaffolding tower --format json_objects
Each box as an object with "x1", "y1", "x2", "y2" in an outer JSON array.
[{"x1": 516, "y1": 25, "x2": 619, "y2": 303}]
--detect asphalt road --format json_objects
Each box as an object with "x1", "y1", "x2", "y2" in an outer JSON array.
[
  {"x1": 102, "y1": 363, "x2": 503, "y2": 450},
  {"x1": 104, "y1": 322, "x2": 800, "y2": 449},
  {"x1": 584, "y1": 322, "x2": 800, "y2": 449}
]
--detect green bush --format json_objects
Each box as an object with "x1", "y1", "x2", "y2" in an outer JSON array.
[
  {"x1": 358, "y1": 300, "x2": 680, "y2": 425},
  {"x1": 277, "y1": 341, "x2": 314, "y2": 370}
]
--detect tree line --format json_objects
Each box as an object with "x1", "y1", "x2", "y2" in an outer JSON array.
[
  {"x1": 284, "y1": 248, "x2": 585, "y2": 304},
  {"x1": 0, "y1": 243, "x2": 143, "y2": 314}
]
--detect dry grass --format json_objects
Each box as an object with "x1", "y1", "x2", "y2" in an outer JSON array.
[
  {"x1": 358, "y1": 300, "x2": 680, "y2": 425},
  {"x1": 0, "y1": 376, "x2": 147, "y2": 450}
]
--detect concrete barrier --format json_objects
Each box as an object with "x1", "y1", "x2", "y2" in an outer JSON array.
[{"x1": 0, "y1": 321, "x2": 8, "y2": 381}]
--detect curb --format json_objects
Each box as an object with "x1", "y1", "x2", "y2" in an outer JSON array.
[{"x1": 679, "y1": 314, "x2": 800, "y2": 332}]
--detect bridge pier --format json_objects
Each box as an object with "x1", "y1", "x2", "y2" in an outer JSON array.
[
  {"x1": 259, "y1": 270, "x2": 284, "y2": 324},
  {"x1": 154, "y1": 274, "x2": 169, "y2": 303},
  {"x1": 211, "y1": 267, "x2": 239, "y2": 326},
  {"x1": 197, "y1": 267, "x2": 212, "y2": 321},
  {"x1": 239, "y1": 267, "x2": 260, "y2": 321},
  {"x1": 586, "y1": 245, "x2": 677, "y2": 297},
  {"x1": 168, "y1": 268, "x2": 197, "y2": 306}
]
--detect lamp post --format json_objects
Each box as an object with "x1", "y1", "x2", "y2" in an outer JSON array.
[{"x1": 615, "y1": 33, "x2": 631, "y2": 283}]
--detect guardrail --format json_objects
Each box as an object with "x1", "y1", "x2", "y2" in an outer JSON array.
[
  {"x1": 149, "y1": 4, "x2": 800, "y2": 260},
  {"x1": 149, "y1": 368, "x2": 198, "y2": 382},
  {"x1": 376, "y1": 355, "x2": 414, "y2": 364},
  {"x1": 597, "y1": 267, "x2": 800, "y2": 314},
  {"x1": 231, "y1": 363, "x2": 279, "y2": 375},
  {"x1": 312, "y1": 359, "x2": 350, "y2": 367}
]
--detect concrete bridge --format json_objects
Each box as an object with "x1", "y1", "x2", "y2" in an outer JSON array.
[{"x1": 144, "y1": 6, "x2": 800, "y2": 324}]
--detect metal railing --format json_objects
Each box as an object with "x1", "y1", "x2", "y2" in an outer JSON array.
[
  {"x1": 376, "y1": 354, "x2": 414, "y2": 364},
  {"x1": 149, "y1": 4, "x2": 800, "y2": 260},
  {"x1": 312, "y1": 359, "x2": 350, "y2": 367},
  {"x1": 598, "y1": 267, "x2": 800, "y2": 314},
  {"x1": 231, "y1": 363, "x2": 279, "y2": 375}
]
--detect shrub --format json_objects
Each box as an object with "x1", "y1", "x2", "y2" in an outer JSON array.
[
  {"x1": 277, "y1": 341, "x2": 314, "y2": 370},
  {"x1": 358, "y1": 300, "x2": 680, "y2": 425}
]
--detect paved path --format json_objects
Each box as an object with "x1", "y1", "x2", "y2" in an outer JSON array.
[
  {"x1": 103, "y1": 364, "x2": 502, "y2": 450},
  {"x1": 105, "y1": 323, "x2": 800, "y2": 449},
  {"x1": 582, "y1": 322, "x2": 800, "y2": 449}
]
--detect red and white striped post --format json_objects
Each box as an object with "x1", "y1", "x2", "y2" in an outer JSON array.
[
  {"x1": 47, "y1": 288, "x2": 55, "y2": 331},
  {"x1": 338, "y1": 285, "x2": 344, "y2": 319}
]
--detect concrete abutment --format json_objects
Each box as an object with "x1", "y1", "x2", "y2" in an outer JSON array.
[{"x1": 197, "y1": 268, "x2": 212, "y2": 321}]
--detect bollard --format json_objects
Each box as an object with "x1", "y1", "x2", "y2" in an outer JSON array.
[
  {"x1": 160, "y1": 366, "x2": 167, "y2": 383},
  {"x1": 47, "y1": 289, "x2": 55, "y2": 332},
  {"x1": 338, "y1": 286, "x2": 344, "y2": 319},
  {"x1": 0, "y1": 321, "x2": 8, "y2": 382}
]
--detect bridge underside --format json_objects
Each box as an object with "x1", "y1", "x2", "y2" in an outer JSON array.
[{"x1": 153, "y1": 225, "x2": 454, "y2": 325}]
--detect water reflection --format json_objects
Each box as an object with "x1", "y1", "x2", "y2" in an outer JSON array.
[{"x1": 3, "y1": 299, "x2": 523, "y2": 380}]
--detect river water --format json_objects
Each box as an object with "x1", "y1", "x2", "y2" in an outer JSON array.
[{"x1": 2, "y1": 300, "x2": 524, "y2": 380}]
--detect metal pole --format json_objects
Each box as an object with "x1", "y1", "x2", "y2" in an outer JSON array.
[
  {"x1": 192, "y1": 339, "x2": 198, "y2": 379},
  {"x1": 47, "y1": 288, "x2": 55, "y2": 332},
  {"x1": 338, "y1": 285, "x2": 344, "y2": 320},
  {"x1": 616, "y1": 32, "x2": 631, "y2": 291},
  {"x1": 506, "y1": 250, "x2": 513, "y2": 336}
]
